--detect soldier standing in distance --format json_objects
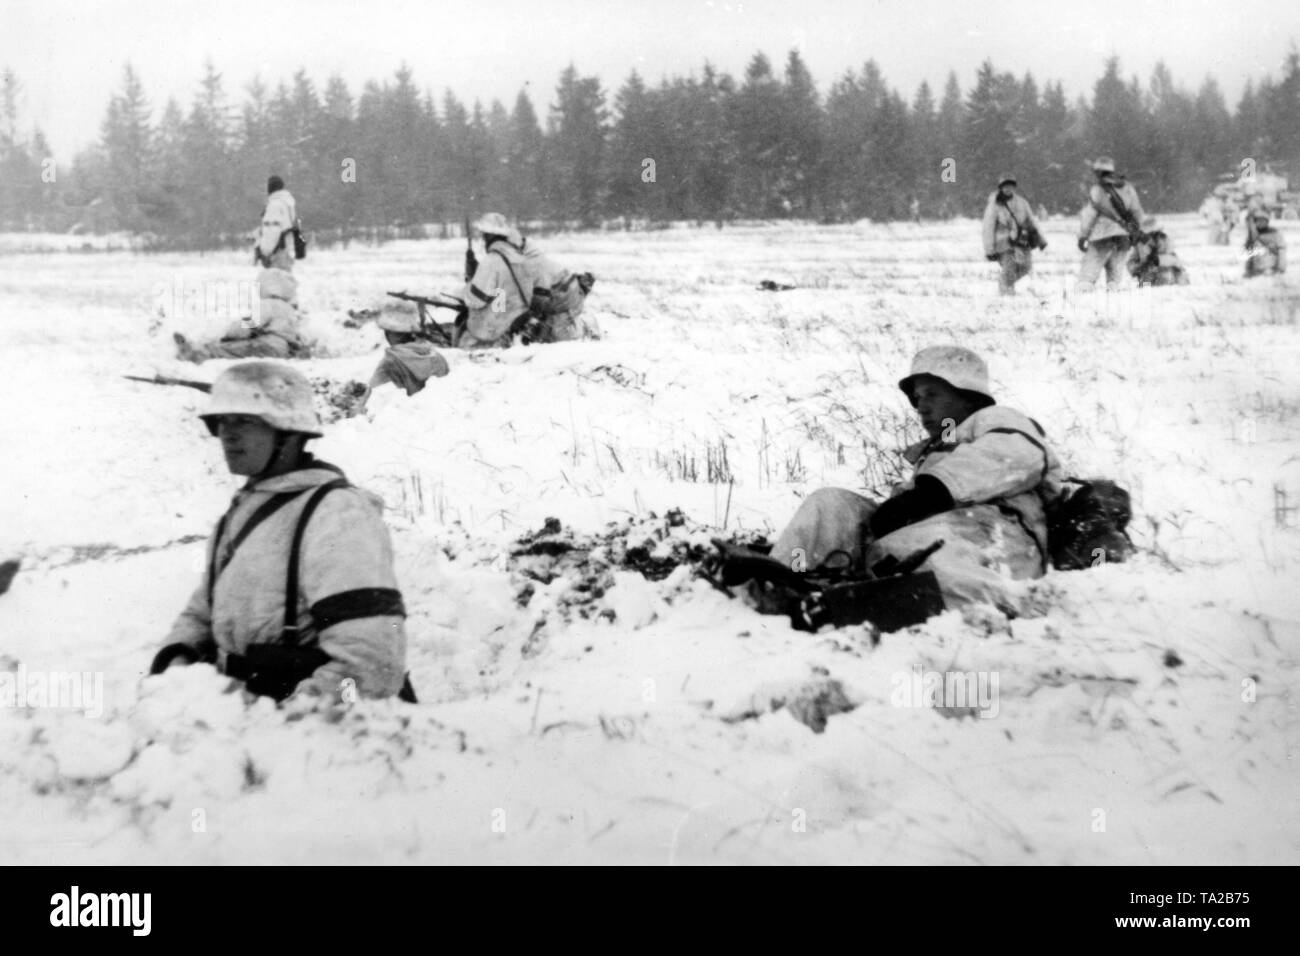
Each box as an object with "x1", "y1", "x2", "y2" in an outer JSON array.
[
  {"x1": 982, "y1": 175, "x2": 1047, "y2": 296},
  {"x1": 1076, "y1": 156, "x2": 1145, "y2": 292}
]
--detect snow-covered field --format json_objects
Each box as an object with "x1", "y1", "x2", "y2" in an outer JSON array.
[{"x1": 2, "y1": 215, "x2": 1298, "y2": 864}]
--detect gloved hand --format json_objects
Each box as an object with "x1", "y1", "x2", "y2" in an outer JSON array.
[
  {"x1": 869, "y1": 475, "x2": 954, "y2": 539},
  {"x1": 1077, "y1": 237, "x2": 1089, "y2": 252},
  {"x1": 986, "y1": 253, "x2": 999, "y2": 262},
  {"x1": 149, "y1": 642, "x2": 208, "y2": 675},
  {"x1": 1038, "y1": 239, "x2": 1049, "y2": 251},
  {"x1": 464, "y1": 249, "x2": 478, "y2": 281}
]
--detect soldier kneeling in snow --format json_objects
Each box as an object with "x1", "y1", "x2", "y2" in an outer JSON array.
[
  {"x1": 1128, "y1": 218, "x2": 1190, "y2": 287},
  {"x1": 150, "y1": 362, "x2": 415, "y2": 702},
  {"x1": 174, "y1": 268, "x2": 306, "y2": 362},
  {"x1": 457, "y1": 212, "x2": 597, "y2": 348},
  {"x1": 767, "y1": 346, "x2": 1063, "y2": 614},
  {"x1": 1244, "y1": 212, "x2": 1287, "y2": 278},
  {"x1": 356, "y1": 310, "x2": 450, "y2": 413}
]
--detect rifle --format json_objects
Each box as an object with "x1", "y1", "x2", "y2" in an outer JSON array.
[
  {"x1": 385, "y1": 291, "x2": 466, "y2": 347},
  {"x1": 464, "y1": 214, "x2": 477, "y2": 282},
  {"x1": 1093, "y1": 179, "x2": 1147, "y2": 244},
  {"x1": 124, "y1": 374, "x2": 213, "y2": 393}
]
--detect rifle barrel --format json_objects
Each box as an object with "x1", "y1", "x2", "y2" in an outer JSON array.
[{"x1": 123, "y1": 374, "x2": 213, "y2": 393}]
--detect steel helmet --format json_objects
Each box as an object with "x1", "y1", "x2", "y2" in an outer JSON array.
[
  {"x1": 1252, "y1": 211, "x2": 1270, "y2": 225},
  {"x1": 898, "y1": 346, "x2": 993, "y2": 404},
  {"x1": 474, "y1": 212, "x2": 512, "y2": 235},
  {"x1": 377, "y1": 310, "x2": 421, "y2": 333},
  {"x1": 997, "y1": 174, "x2": 1018, "y2": 188},
  {"x1": 1092, "y1": 156, "x2": 1116, "y2": 174},
  {"x1": 474, "y1": 212, "x2": 522, "y2": 245},
  {"x1": 199, "y1": 361, "x2": 323, "y2": 437}
]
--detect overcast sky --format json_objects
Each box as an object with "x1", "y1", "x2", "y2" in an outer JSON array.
[{"x1": 3, "y1": 0, "x2": 1297, "y2": 160}]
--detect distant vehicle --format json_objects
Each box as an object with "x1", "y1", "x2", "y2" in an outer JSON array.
[{"x1": 1207, "y1": 163, "x2": 1300, "y2": 221}]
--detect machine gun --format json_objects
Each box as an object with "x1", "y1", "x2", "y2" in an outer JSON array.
[{"x1": 385, "y1": 290, "x2": 467, "y2": 347}]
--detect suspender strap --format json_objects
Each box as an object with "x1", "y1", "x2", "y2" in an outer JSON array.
[
  {"x1": 207, "y1": 492, "x2": 298, "y2": 607},
  {"x1": 282, "y1": 478, "x2": 350, "y2": 643},
  {"x1": 492, "y1": 248, "x2": 533, "y2": 312}
]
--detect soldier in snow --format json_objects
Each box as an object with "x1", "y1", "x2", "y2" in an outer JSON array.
[
  {"x1": 356, "y1": 310, "x2": 450, "y2": 413},
  {"x1": 149, "y1": 362, "x2": 415, "y2": 702},
  {"x1": 457, "y1": 212, "x2": 596, "y2": 348},
  {"x1": 981, "y1": 174, "x2": 1047, "y2": 295},
  {"x1": 764, "y1": 346, "x2": 1065, "y2": 614},
  {"x1": 174, "y1": 266, "x2": 305, "y2": 362},
  {"x1": 254, "y1": 175, "x2": 299, "y2": 272},
  {"x1": 1244, "y1": 211, "x2": 1287, "y2": 278},
  {"x1": 1076, "y1": 156, "x2": 1145, "y2": 292},
  {"x1": 1128, "y1": 218, "x2": 1190, "y2": 287}
]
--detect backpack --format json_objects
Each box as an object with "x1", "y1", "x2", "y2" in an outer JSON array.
[
  {"x1": 1045, "y1": 478, "x2": 1135, "y2": 570},
  {"x1": 530, "y1": 271, "x2": 595, "y2": 319}
]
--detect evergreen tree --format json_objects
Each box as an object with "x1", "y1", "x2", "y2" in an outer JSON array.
[
  {"x1": 182, "y1": 61, "x2": 235, "y2": 233},
  {"x1": 149, "y1": 97, "x2": 186, "y2": 231},
  {"x1": 0, "y1": 68, "x2": 34, "y2": 228},
  {"x1": 484, "y1": 99, "x2": 513, "y2": 215},
  {"x1": 440, "y1": 90, "x2": 473, "y2": 220},
  {"x1": 693, "y1": 64, "x2": 736, "y2": 224},
  {"x1": 907, "y1": 80, "x2": 939, "y2": 211},
  {"x1": 1193, "y1": 76, "x2": 1235, "y2": 186},
  {"x1": 962, "y1": 60, "x2": 1021, "y2": 214},
  {"x1": 779, "y1": 49, "x2": 824, "y2": 217},
  {"x1": 548, "y1": 65, "x2": 607, "y2": 225},
  {"x1": 1263, "y1": 46, "x2": 1300, "y2": 164},
  {"x1": 730, "y1": 53, "x2": 784, "y2": 216},
  {"x1": 1036, "y1": 81, "x2": 1078, "y2": 212},
  {"x1": 320, "y1": 73, "x2": 357, "y2": 230},
  {"x1": 506, "y1": 90, "x2": 545, "y2": 223},
  {"x1": 934, "y1": 71, "x2": 964, "y2": 216},
  {"x1": 100, "y1": 63, "x2": 154, "y2": 230},
  {"x1": 1087, "y1": 58, "x2": 1147, "y2": 182},
  {"x1": 605, "y1": 70, "x2": 654, "y2": 219}
]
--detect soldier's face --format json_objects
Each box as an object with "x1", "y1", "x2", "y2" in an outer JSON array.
[
  {"x1": 215, "y1": 415, "x2": 278, "y2": 475},
  {"x1": 911, "y1": 378, "x2": 977, "y2": 439}
]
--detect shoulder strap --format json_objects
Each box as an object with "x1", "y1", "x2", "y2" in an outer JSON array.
[
  {"x1": 492, "y1": 247, "x2": 533, "y2": 310},
  {"x1": 1100, "y1": 182, "x2": 1141, "y2": 235},
  {"x1": 1003, "y1": 199, "x2": 1027, "y2": 239},
  {"x1": 207, "y1": 492, "x2": 299, "y2": 607},
  {"x1": 282, "y1": 478, "x2": 350, "y2": 644}
]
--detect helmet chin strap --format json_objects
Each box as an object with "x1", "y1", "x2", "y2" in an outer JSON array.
[{"x1": 252, "y1": 431, "x2": 302, "y2": 481}]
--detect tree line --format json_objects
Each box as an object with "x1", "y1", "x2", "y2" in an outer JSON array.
[{"x1": 1, "y1": 46, "x2": 1297, "y2": 240}]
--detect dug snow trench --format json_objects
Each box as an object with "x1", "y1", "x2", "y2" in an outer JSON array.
[{"x1": 1, "y1": 218, "x2": 1298, "y2": 864}]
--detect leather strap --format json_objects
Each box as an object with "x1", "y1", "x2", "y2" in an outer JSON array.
[
  {"x1": 282, "y1": 479, "x2": 350, "y2": 643},
  {"x1": 207, "y1": 492, "x2": 298, "y2": 607}
]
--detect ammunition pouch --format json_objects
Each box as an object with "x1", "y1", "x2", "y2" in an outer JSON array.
[{"x1": 224, "y1": 644, "x2": 332, "y2": 702}]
